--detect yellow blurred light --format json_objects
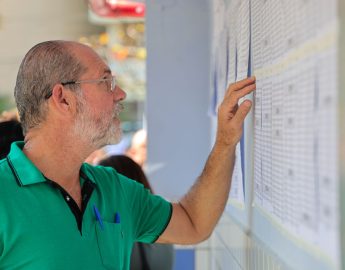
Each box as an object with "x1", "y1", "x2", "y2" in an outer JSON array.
[
  {"x1": 136, "y1": 24, "x2": 145, "y2": 33},
  {"x1": 136, "y1": 48, "x2": 146, "y2": 59},
  {"x1": 111, "y1": 44, "x2": 122, "y2": 52},
  {"x1": 99, "y1": 33, "x2": 109, "y2": 45}
]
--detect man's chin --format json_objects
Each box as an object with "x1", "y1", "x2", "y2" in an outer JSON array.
[{"x1": 105, "y1": 129, "x2": 122, "y2": 146}]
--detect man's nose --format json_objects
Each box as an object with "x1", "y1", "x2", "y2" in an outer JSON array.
[{"x1": 114, "y1": 86, "x2": 127, "y2": 102}]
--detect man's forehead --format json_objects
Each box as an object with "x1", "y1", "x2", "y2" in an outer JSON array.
[
  {"x1": 92, "y1": 65, "x2": 112, "y2": 78},
  {"x1": 71, "y1": 44, "x2": 111, "y2": 76}
]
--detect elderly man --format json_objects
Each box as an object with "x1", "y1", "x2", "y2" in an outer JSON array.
[{"x1": 0, "y1": 41, "x2": 255, "y2": 269}]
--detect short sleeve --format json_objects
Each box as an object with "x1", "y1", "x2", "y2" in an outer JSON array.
[{"x1": 117, "y1": 173, "x2": 172, "y2": 243}]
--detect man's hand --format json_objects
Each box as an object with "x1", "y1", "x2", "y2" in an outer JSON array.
[{"x1": 216, "y1": 76, "x2": 256, "y2": 147}]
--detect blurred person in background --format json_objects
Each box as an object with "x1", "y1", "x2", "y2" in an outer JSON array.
[
  {"x1": 126, "y1": 129, "x2": 147, "y2": 167},
  {"x1": 84, "y1": 147, "x2": 108, "y2": 165},
  {"x1": 0, "y1": 119, "x2": 24, "y2": 159},
  {"x1": 0, "y1": 108, "x2": 20, "y2": 122},
  {"x1": 0, "y1": 40, "x2": 255, "y2": 269},
  {"x1": 99, "y1": 155, "x2": 174, "y2": 270}
]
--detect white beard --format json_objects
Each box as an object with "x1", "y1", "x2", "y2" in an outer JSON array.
[{"x1": 72, "y1": 96, "x2": 123, "y2": 148}]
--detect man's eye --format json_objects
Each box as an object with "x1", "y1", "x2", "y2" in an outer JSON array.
[{"x1": 99, "y1": 77, "x2": 109, "y2": 85}]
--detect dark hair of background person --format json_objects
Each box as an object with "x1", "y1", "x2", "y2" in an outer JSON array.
[
  {"x1": 98, "y1": 155, "x2": 153, "y2": 193},
  {"x1": 0, "y1": 120, "x2": 24, "y2": 159}
]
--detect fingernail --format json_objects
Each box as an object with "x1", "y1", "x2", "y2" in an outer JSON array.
[{"x1": 243, "y1": 100, "x2": 252, "y2": 107}]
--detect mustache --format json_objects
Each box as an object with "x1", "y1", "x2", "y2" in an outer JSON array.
[{"x1": 113, "y1": 103, "x2": 124, "y2": 118}]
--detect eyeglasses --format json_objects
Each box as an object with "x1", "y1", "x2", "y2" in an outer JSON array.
[
  {"x1": 45, "y1": 75, "x2": 116, "y2": 99},
  {"x1": 62, "y1": 75, "x2": 116, "y2": 92}
]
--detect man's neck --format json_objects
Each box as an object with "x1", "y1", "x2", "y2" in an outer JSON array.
[{"x1": 23, "y1": 126, "x2": 95, "y2": 193}]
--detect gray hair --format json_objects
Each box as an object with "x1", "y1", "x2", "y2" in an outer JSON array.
[{"x1": 14, "y1": 40, "x2": 87, "y2": 134}]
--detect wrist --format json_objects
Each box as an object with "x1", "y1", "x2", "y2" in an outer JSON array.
[{"x1": 213, "y1": 140, "x2": 236, "y2": 155}]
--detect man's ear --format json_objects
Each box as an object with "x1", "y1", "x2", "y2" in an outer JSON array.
[{"x1": 49, "y1": 84, "x2": 77, "y2": 115}]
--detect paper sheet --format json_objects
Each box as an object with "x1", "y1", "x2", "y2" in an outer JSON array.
[
  {"x1": 226, "y1": 0, "x2": 248, "y2": 206},
  {"x1": 252, "y1": 0, "x2": 340, "y2": 264},
  {"x1": 235, "y1": 0, "x2": 250, "y2": 81},
  {"x1": 229, "y1": 0, "x2": 251, "y2": 206},
  {"x1": 210, "y1": 0, "x2": 226, "y2": 116}
]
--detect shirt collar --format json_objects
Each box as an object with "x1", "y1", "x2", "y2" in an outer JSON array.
[
  {"x1": 80, "y1": 163, "x2": 97, "y2": 184},
  {"x1": 7, "y1": 141, "x2": 46, "y2": 186},
  {"x1": 7, "y1": 141, "x2": 96, "y2": 186}
]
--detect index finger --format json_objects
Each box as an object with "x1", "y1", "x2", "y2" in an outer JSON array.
[{"x1": 225, "y1": 76, "x2": 256, "y2": 98}]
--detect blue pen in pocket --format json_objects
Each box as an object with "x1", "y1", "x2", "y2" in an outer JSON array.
[
  {"x1": 114, "y1": 212, "x2": 120, "y2": 224},
  {"x1": 93, "y1": 204, "x2": 104, "y2": 230}
]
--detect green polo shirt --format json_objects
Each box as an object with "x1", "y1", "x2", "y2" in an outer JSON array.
[{"x1": 0, "y1": 142, "x2": 172, "y2": 270}]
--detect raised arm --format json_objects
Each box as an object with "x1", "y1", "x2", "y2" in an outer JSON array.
[{"x1": 157, "y1": 76, "x2": 256, "y2": 244}]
